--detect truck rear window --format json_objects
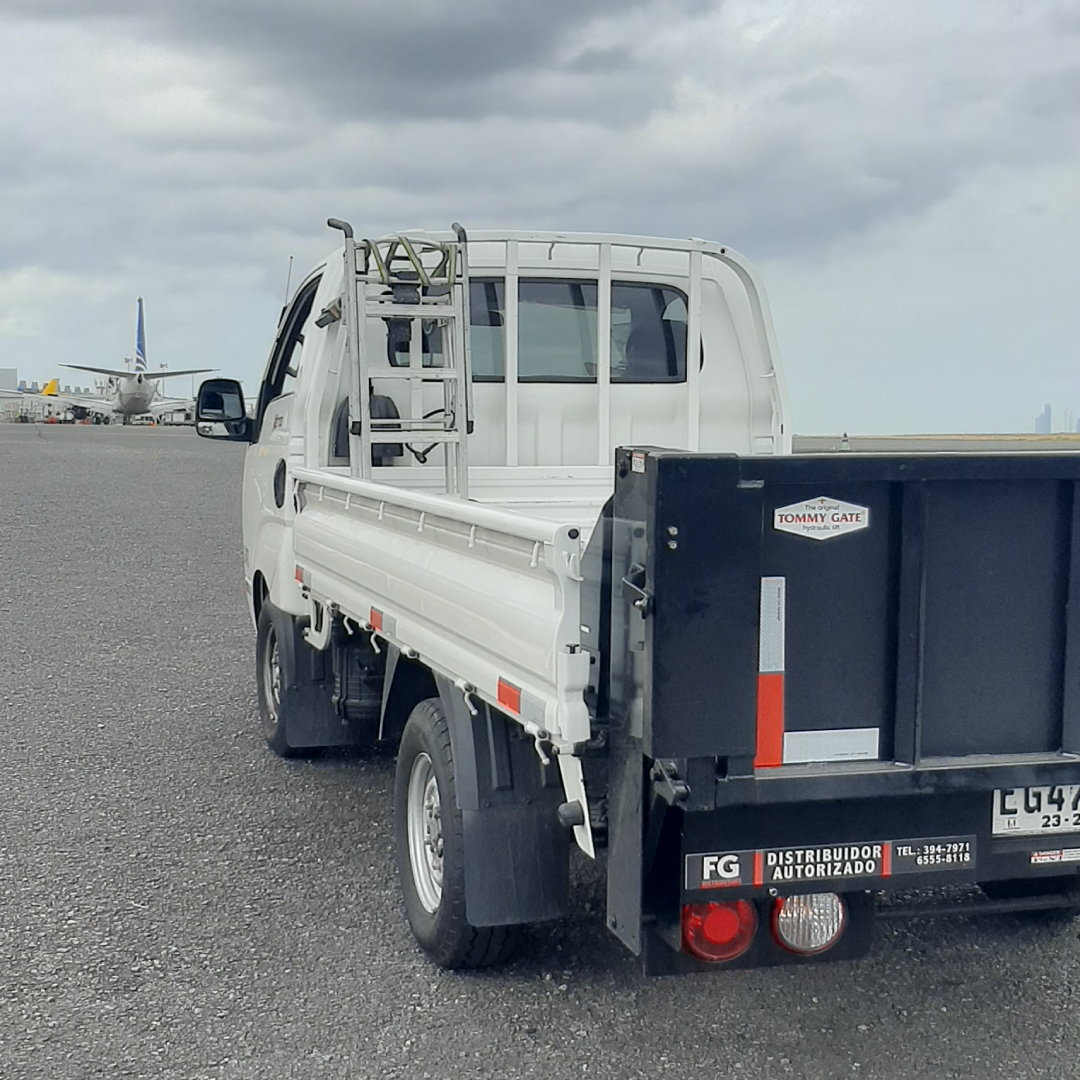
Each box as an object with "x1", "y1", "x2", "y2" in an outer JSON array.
[{"x1": 469, "y1": 279, "x2": 688, "y2": 384}]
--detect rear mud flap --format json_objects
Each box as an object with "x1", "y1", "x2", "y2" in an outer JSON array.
[{"x1": 438, "y1": 679, "x2": 571, "y2": 926}]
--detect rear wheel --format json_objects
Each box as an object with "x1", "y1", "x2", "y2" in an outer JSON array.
[
  {"x1": 256, "y1": 604, "x2": 301, "y2": 758},
  {"x1": 394, "y1": 697, "x2": 515, "y2": 968}
]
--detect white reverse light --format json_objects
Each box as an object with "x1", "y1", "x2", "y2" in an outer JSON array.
[{"x1": 772, "y1": 892, "x2": 846, "y2": 955}]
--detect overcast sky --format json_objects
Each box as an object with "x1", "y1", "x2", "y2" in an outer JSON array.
[{"x1": 1, "y1": 0, "x2": 1078, "y2": 433}]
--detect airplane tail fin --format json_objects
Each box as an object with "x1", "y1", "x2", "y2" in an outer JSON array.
[
  {"x1": 42, "y1": 378, "x2": 59, "y2": 396},
  {"x1": 135, "y1": 297, "x2": 147, "y2": 373}
]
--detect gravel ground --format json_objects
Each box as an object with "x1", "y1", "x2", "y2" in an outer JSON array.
[{"x1": 2, "y1": 423, "x2": 1080, "y2": 1080}]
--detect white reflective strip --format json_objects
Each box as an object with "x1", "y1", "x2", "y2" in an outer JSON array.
[
  {"x1": 758, "y1": 576, "x2": 785, "y2": 674},
  {"x1": 519, "y1": 689, "x2": 546, "y2": 727},
  {"x1": 783, "y1": 727, "x2": 880, "y2": 764}
]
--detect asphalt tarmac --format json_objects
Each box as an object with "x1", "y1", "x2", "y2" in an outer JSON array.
[{"x1": 2, "y1": 424, "x2": 1080, "y2": 1080}]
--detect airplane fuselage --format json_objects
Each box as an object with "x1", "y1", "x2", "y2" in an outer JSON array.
[{"x1": 108, "y1": 374, "x2": 159, "y2": 417}]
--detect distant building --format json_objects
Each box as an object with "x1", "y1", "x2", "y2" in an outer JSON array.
[
  {"x1": 1036, "y1": 404, "x2": 1052, "y2": 434},
  {"x1": 0, "y1": 368, "x2": 15, "y2": 392}
]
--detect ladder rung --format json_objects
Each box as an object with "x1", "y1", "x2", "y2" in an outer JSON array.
[
  {"x1": 371, "y1": 429, "x2": 462, "y2": 443},
  {"x1": 370, "y1": 369, "x2": 464, "y2": 381},
  {"x1": 354, "y1": 274, "x2": 456, "y2": 289},
  {"x1": 371, "y1": 419, "x2": 460, "y2": 433},
  {"x1": 359, "y1": 303, "x2": 460, "y2": 320}
]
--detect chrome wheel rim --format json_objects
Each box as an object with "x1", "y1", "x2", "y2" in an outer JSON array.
[
  {"x1": 262, "y1": 625, "x2": 281, "y2": 730},
  {"x1": 407, "y1": 752, "x2": 443, "y2": 913}
]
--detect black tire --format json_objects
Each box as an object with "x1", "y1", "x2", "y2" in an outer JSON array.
[
  {"x1": 255, "y1": 603, "x2": 302, "y2": 759},
  {"x1": 394, "y1": 697, "x2": 516, "y2": 969}
]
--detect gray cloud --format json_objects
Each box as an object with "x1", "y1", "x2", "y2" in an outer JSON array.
[
  {"x1": 0, "y1": 0, "x2": 1078, "y2": 435},
  {"x1": 1, "y1": 0, "x2": 706, "y2": 122}
]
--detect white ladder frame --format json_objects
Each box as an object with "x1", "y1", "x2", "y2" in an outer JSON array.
[{"x1": 330, "y1": 219, "x2": 472, "y2": 498}]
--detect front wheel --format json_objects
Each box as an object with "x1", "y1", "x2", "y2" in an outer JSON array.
[
  {"x1": 393, "y1": 697, "x2": 515, "y2": 968},
  {"x1": 256, "y1": 604, "x2": 301, "y2": 758}
]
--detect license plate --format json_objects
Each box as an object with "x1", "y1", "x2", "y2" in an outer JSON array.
[{"x1": 992, "y1": 786, "x2": 1080, "y2": 836}]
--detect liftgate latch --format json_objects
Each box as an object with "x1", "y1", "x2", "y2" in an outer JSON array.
[{"x1": 651, "y1": 760, "x2": 690, "y2": 806}]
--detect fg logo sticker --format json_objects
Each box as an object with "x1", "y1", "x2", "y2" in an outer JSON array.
[{"x1": 685, "y1": 850, "x2": 751, "y2": 890}]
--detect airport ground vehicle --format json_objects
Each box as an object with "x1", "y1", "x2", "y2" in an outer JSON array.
[{"x1": 198, "y1": 221, "x2": 1080, "y2": 974}]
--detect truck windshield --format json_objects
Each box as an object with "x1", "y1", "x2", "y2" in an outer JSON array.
[{"x1": 469, "y1": 278, "x2": 688, "y2": 383}]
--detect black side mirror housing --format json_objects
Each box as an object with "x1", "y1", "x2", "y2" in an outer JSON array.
[{"x1": 196, "y1": 378, "x2": 251, "y2": 442}]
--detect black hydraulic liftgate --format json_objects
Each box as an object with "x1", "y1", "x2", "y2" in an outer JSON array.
[{"x1": 601, "y1": 449, "x2": 1080, "y2": 972}]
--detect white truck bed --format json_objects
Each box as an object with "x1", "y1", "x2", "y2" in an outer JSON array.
[{"x1": 292, "y1": 466, "x2": 600, "y2": 764}]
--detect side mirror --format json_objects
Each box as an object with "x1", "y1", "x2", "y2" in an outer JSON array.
[{"x1": 196, "y1": 378, "x2": 251, "y2": 441}]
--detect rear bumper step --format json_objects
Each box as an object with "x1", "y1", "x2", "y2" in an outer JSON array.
[{"x1": 876, "y1": 891, "x2": 1080, "y2": 918}]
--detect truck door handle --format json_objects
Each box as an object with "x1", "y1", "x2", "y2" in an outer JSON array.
[
  {"x1": 273, "y1": 459, "x2": 286, "y2": 508},
  {"x1": 620, "y1": 563, "x2": 652, "y2": 615}
]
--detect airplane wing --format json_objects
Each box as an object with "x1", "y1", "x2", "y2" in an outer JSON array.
[
  {"x1": 140, "y1": 368, "x2": 216, "y2": 381},
  {"x1": 60, "y1": 364, "x2": 216, "y2": 380},
  {"x1": 11, "y1": 388, "x2": 112, "y2": 415},
  {"x1": 147, "y1": 397, "x2": 196, "y2": 416},
  {"x1": 60, "y1": 364, "x2": 140, "y2": 379}
]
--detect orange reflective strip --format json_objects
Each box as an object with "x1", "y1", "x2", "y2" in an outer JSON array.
[
  {"x1": 497, "y1": 678, "x2": 521, "y2": 715},
  {"x1": 369, "y1": 608, "x2": 383, "y2": 632},
  {"x1": 753, "y1": 851, "x2": 764, "y2": 887},
  {"x1": 882, "y1": 842, "x2": 892, "y2": 878},
  {"x1": 754, "y1": 673, "x2": 785, "y2": 769}
]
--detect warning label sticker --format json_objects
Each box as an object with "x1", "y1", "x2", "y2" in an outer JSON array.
[
  {"x1": 1031, "y1": 848, "x2": 1080, "y2": 865},
  {"x1": 773, "y1": 496, "x2": 869, "y2": 541}
]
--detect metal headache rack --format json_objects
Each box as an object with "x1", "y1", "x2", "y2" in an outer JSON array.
[{"x1": 328, "y1": 218, "x2": 473, "y2": 497}]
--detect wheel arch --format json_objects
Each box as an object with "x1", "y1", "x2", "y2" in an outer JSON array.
[
  {"x1": 379, "y1": 646, "x2": 439, "y2": 747},
  {"x1": 251, "y1": 571, "x2": 269, "y2": 623}
]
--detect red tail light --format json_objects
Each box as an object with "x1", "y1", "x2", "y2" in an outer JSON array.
[{"x1": 681, "y1": 901, "x2": 758, "y2": 962}]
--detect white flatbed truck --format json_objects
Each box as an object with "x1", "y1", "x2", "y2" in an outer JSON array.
[{"x1": 197, "y1": 221, "x2": 1080, "y2": 973}]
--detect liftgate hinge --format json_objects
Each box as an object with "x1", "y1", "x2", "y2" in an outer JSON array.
[{"x1": 620, "y1": 563, "x2": 652, "y2": 616}]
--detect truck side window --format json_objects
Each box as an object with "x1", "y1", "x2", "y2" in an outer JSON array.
[
  {"x1": 470, "y1": 280, "x2": 505, "y2": 382},
  {"x1": 519, "y1": 280, "x2": 598, "y2": 382},
  {"x1": 610, "y1": 282, "x2": 687, "y2": 383},
  {"x1": 255, "y1": 276, "x2": 321, "y2": 439}
]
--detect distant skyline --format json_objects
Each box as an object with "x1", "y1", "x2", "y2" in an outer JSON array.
[
  {"x1": 1, "y1": 2, "x2": 1078, "y2": 434},
  {"x1": 1035, "y1": 403, "x2": 1080, "y2": 435}
]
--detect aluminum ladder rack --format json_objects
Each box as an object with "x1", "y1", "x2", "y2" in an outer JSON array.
[{"x1": 328, "y1": 218, "x2": 473, "y2": 498}]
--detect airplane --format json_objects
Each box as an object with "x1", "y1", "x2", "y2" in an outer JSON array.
[
  {"x1": 2, "y1": 299, "x2": 215, "y2": 423},
  {"x1": 55, "y1": 298, "x2": 216, "y2": 422}
]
